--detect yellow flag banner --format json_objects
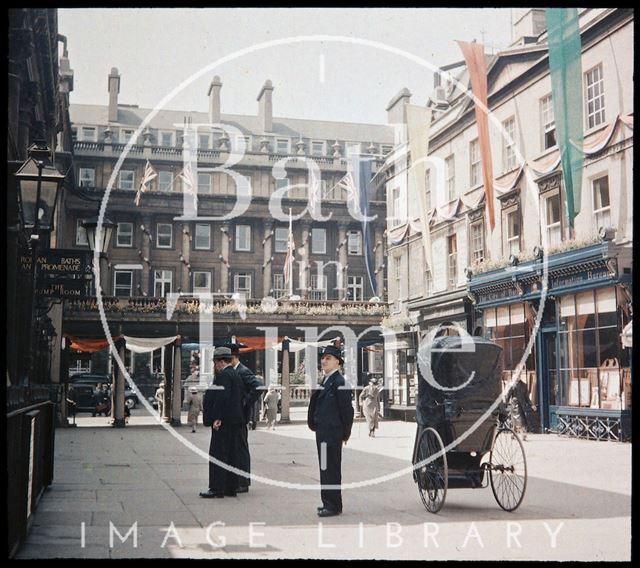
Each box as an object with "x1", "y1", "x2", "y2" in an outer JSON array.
[
  {"x1": 405, "y1": 104, "x2": 434, "y2": 276},
  {"x1": 456, "y1": 40, "x2": 496, "y2": 230}
]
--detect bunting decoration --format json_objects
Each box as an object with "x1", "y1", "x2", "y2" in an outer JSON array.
[
  {"x1": 343, "y1": 155, "x2": 377, "y2": 296},
  {"x1": 283, "y1": 209, "x2": 295, "y2": 295},
  {"x1": 406, "y1": 103, "x2": 434, "y2": 275},
  {"x1": 545, "y1": 8, "x2": 584, "y2": 227},
  {"x1": 456, "y1": 40, "x2": 496, "y2": 230}
]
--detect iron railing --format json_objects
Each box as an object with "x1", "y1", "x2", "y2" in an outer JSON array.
[{"x1": 7, "y1": 396, "x2": 56, "y2": 558}]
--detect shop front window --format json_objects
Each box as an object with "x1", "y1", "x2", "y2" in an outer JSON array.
[
  {"x1": 485, "y1": 303, "x2": 536, "y2": 404},
  {"x1": 558, "y1": 287, "x2": 629, "y2": 410}
]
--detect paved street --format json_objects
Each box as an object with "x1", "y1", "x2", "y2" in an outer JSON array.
[{"x1": 17, "y1": 408, "x2": 631, "y2": 560}]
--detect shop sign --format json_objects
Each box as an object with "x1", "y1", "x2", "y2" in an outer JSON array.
[
  {"x1": 36, "y1": 279, "x2": 87, "y2": 298},
  {"x1": 476, "y1": 286, "x2": 521, "y2": 304},
  {"x1": 550, "y1": 266, "x2": 612, "y2": 290},
  {"x1": 20, "y1": 249, "x2": 92, "y2": 276}
]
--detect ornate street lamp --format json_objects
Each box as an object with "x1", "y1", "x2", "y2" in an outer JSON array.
[
  {"x1": 14, "y1": 141, "x2": 66, "y2": 237},
  {"x1": 13, "y1": 141, "x2": 65, "y2": 391},
  {"x1": 82, "y1": 216, "x2": 116, "y2": 256}
]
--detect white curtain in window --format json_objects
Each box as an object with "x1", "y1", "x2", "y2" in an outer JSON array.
[
  {"x1": 497, "y1": 306, "x2": 510, "y2": 326},
  {"x1": 596, "y1": 287, "x2": 616, "y2": 313},
  {"x1": 510, "y1": 304, "x2": 526, "y2": 324},
  {"x1": 560, "y1": 295, "x2": 576, "y2": 317},
  {"x1": 576, "y1": 291, "x2": 595, "y2": 315}
]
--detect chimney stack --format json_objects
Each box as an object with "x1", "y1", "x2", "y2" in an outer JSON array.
[
  {"x1": 108, "y1": 67, "x2": 120, "y2": 122},
  {"x1": 385, "y1": 87, "x2": 412, "y2": 124},
  {"x1": 208, "y1": 75, "x2": 222, "y2": 124},
  {"x1": 511, "y1": 8, "x2": 547, "y2": 46},
  {"x1": 257, "y1": 79, "x2": 274, "y2": 133}
]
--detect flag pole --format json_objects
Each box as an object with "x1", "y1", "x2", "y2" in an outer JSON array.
[{"x1": 288, "y1": 208, "x2": 293, "y2": 297}]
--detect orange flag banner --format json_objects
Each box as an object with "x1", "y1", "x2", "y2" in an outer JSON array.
[{"x1": 456, "y1": 41, "x2": 495, "y2": 230}]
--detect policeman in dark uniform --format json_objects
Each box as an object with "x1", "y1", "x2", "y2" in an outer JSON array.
[
  {"x1": 200, "y1": 347, "x2": 245, "y2": 498},
  {"x1": 307, "y1": 345, "x2": 354, "y2": 517},
  {"x1": 225, "y1": 341, "x2": 264, "y2": 494}
]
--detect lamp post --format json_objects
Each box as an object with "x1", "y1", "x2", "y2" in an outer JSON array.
[
  {"x1": 81, "y1": 214, "x2": 123, "y2": 427},
  {"x1": 14, "y1": 141, "x2": 66, "y2": 390},
  {"x1": 81, "y1": 215, "x2": 116, "y2": 294}
]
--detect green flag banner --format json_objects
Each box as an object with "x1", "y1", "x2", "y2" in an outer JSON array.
[{"x1": 546, "y1": 8, "x2": 584, "y2": 227}]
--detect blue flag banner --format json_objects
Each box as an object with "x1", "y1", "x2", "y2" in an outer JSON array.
[{"x1": 355, "y1": 157, "x2": 376, "y2": 297}]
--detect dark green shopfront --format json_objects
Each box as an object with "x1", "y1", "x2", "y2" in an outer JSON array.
[{"x1": 468, "y1": 242, "x2": 632, "y2": 441}]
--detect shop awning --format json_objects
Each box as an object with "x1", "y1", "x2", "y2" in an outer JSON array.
[
  {"x1": 65, "y1": 335, "x2": 122, "y2": 353},
  {"x1": 122, "y1": 335, "x2": 179, "y2": 354},
  {"x1": 621, "y1": 321, "x2": 632, "y2": 348}
]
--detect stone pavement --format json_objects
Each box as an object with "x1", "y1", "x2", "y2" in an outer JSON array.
[{"x1": 16, "y1": 407, "x2": 631, "y2": 560}]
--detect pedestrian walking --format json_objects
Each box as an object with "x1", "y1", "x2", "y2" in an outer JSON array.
[
  {"x1": 307, "y1": 345, "x2": 354, "y2": 517},
  {"x1": 359, "y1": 377, "x2": 381, "y2": 437},
  {"x1": 506, "y1": 377, "x2": 540, "y2": 439},
  {"x1": 186, "y1": 386, "x2": 203, "y2": 432},
  {"x1": 154, "y1": 383, "x2": 165, "y2": 420},
  {"x1": 225, "y1": 342, "x2": 263, "y2": 494},
  {"x1": 263, "y1": 385, "x2": 280, "y2": 430},
  {"x1": 94, "y1": 383, "x2": 110, "y2": 416},
  {"x1": 200, "y1": 347, "x2": 245, "y2": 499}
]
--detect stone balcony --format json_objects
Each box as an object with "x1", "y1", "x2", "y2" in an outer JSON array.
[
  {"x1": 64, "y1": 295, "x2": 389, "y2": 326},
  {"x1": 73, "y1": 141, "x2": 386, "y2": 173}
]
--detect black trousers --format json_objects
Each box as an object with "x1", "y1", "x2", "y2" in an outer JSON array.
[
  {"x1": 236, "y1": 423, "x2": 251, "y2": 488},
  {"x1": 208, "y1": 423, "x2": 243, "y2": 494},
  {"x1": 315, "y1": 437, "x2": 343, "y2": 512}
]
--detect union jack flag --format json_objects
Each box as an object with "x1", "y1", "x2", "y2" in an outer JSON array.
[{"x1": 134, "y1": 160, "x2": 157, "y2": 206}]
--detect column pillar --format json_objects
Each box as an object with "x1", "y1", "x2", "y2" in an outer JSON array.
[
  {"x1": 171, "y1": 342, "x2": 182, "y2": 426},
  {"x1": 337, "y1": 222, "x2": 348, "y2": 300},
  {"x1": 181, "y1": 222, "x2": 190, "y2": 292},
  {"x1": 280, "y1": 339, "x2": 290, "y2": 423},
  {"x1": 220, "y1": 222, "x2": 230, "y2": 293},
  {"x1": 299, "y1": 220, "x2": 312, "y2": 299},
  {"x1": 374, "y1": 224, "x2": 385, "y2": 299},
  {"x1": 162, "y1": 347, "x2": 171, "y2": 422},
  {"x1": 262, "y1": 220, "x2": 274, "y2": 297},
  {"x1": 141, "y1": 216, "x2": 152, "y2": 296},
  {"x1": 113, "y1": 343, "x2": 126, "y2": 427}
]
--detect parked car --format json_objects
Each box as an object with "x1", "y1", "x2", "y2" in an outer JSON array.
[{"x1": 68, "y1": 373, "x2": 140, "y2": 412}]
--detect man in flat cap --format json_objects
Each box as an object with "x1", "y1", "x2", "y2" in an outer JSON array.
[
  {"x1": 307, "y1": 344, "x2": 354, "y2": 517},
  {"x1": 224, "y1": 341, "x2": 264, "y2": 494},
  {"x1": 200, "y1": 347, "x2": 245, "y2": 498}
]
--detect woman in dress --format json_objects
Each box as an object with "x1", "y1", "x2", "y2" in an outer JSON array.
[
  {"x1": 186, "y1": 386, "x2": 203, "y2": 432},
  {"x1": 263, "y1": 385, "x2": 280, "y2": 430},
  {"x1": 359, "y1": 377, "x2": 381, "y2": 437}
]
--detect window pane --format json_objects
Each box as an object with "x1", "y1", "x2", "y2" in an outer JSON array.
[
  {"x1": 76, "y1": 219, "x2": 88, "y2": 245},
  {"x1": 117, "y1": 222, "x2": 133, "y2": 246},
  {"x1": 236, "y1": 225, "x2": 250, "y2": 250},
  {"x1": 195, "y1": 224, "x2": 210, "y2": 249},
  {"x1": 197, "y1": 173, "x2": 211, "y2": 194},
  {"x1": 158, "y1": 171, "x2": 172, "y2": 192},
  {"x1": 193, "y1": 272, "x2": 210, "y2": 291},
  {"x1": 312, "y1": 228, "x2": 326, "y2": 254},
  {"x1": 274, "y1": 227, "x2": 288, "y2": 253},
  {"x1": 119, "y1": 170, "x2": 135, "y2": 190},
  {"x1": 157, "y1": 224, "x2": 172, "y2": 247}
]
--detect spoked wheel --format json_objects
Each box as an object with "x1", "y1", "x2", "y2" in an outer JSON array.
[
  {"x1": 415, "y1": 427, "x2": 448, "y2": 513},
  {"x1": 489, "y1": 427, "x2": 527, "y2": 511}
]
